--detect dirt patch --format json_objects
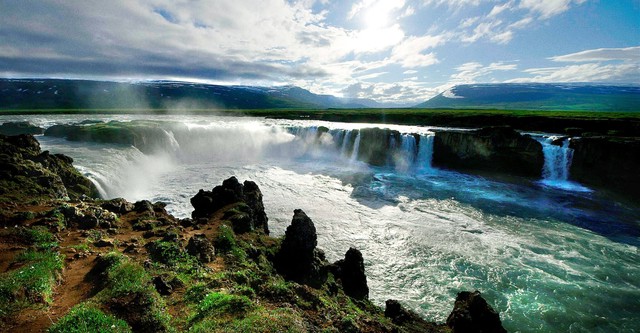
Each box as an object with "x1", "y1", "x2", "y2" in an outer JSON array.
[{"x1": 5, "y1": 254, "x2": 97, "y2": 333}]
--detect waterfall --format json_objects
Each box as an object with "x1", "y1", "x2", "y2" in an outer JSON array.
[
  {"x1": 536, "y1": 136, "x2": 591, "y2": 192},
  {"x1": 341, "y1": 130, "x2": 353, "y2": 156},
  {"x1": 351, "y1": 131, "x2": 361, "y2": 161},
  {"x1": 416, "y1": 134, "x2": 434, "y2": 170},
  {"x1": 399, "y1": 134, "x2": 417, "y2": 165},
  {"x1": 540, "y1": 137, "x2": 573, "y2": 181}
]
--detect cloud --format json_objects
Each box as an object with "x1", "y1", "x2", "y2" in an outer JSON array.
[
  {"x1": 450, "y1": 61, "x2": 518, "y2": 84},
  {"x1": 507, "y1": 46, "x2": 640, "y2": 83},
  {"x1": 510, "y1": 63, "x2": 640, "y2": 83},
  {"x1": 519, "y1": 0, "x2": 587, "y2": 19},
  {"x1": 390, "y1": 35, "x2": 446, "y2": 68},
  {"x1": 549, "y1": 46, "x2": 640, "y2": 62}
]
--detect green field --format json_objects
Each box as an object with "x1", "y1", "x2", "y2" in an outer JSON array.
[{"x1": 2, "y1": 108, "x2": 639, "y2": 136}]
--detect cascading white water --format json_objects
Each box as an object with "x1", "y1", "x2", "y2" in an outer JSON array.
[
  {"x1": 541, "y1": 137, "x2": 573, "y2": 180},
  {"x1": 536, "y1": 136, "x2": 591, "y2": 192},
  {"x1": 351, "y1": 131, "x2": 361, "y2": 161},
  {"x1": 5, "y1": 114, "x2": 637, "y2": 333},
  {"x1": 416, "y1": 134, "x2": 435, "y2": 171}
]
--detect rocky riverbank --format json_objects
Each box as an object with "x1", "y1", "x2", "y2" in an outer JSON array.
[{"x1": 0, "y1": 134, "x2": 507, "y2": 333}]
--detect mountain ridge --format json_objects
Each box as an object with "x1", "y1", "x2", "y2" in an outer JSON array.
[{"x1": 415, "y1": 83, "x2": 640, "y2": 111}]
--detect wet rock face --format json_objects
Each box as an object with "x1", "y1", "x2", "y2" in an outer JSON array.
[
  {"x1": 569, "y1": 137, "x2": 640, "y2": 201},
  {"x1": 186, "y1": 234, "x2": 216, "y2": 263},
  {"x1": 190, "y1": 176, "x2": 269, "y2": 234},
  {"x1": 446, "y1": 291, "x2": 507, "y2": 333},
  {"x1": 275, "y1": 209, "x2": 327, "y2": 288},
  {"x1": 333, "y1": 247, "x2": 369, "y2": 300},
  {"x1": 0, "y1": 122, "x2": 44, "y2": 136},
  {"x1": 385, "y1": 299, "x2": 446, "y2": 332},
  {"x1": 433, "y1": 126, "x2": 544, "y2": 178},
  {"x1": 0, "y1": 134, "x2": 99, "y2": 202}
]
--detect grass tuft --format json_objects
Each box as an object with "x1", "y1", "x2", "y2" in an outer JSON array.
[{"x1": 49, "y1": 303, "x2": 132, "y2": 333}]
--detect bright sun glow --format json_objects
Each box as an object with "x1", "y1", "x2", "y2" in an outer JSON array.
[{"x1": 364, "y1": 3, "x2": 391, "y2": 29}]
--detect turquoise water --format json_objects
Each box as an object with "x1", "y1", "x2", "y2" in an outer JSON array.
[{"x1": 4, "y1": 114, "x2": 638, "y2": 332}]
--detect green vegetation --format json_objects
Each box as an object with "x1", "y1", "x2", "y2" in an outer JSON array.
[
  {"x1": 49, "y1": 304, "x2": 132, "y2": 333},
  {"x1": 189, "y1": 307, "x2": 307, "y2": 333},
  {"x1": 0, "y1": 249, "x2": 64, "y2": 317},
  {"x1": 3, "y1": 107, "x2": 639, "y2": 136}
]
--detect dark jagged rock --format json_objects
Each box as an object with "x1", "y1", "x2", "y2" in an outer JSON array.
[
  {"x1": 185, "y1": 234, "x2": 215, "y2": 263},
  {"x1": 446, "y1": 291, "x2": 507, "y2": 333},
  {"x1": 190, "y1": 176, "x2": 269, "y2": 234},
  {"x1": 243, "y1": 180, "x2": 269, "y2": 234},
  {"x1": 385, "y1": 299, "x2": 446, "y2": 332},
  {"x1": 569, "y1": 137, "x2": 640, "y2": 201},
  {"x1": 134, "y1": 200, "x2": 155, "y2": 214},
  {"x1": 0, "y1": 122, "x2": 44, "y2": 136},
  {"x1": 433, "y1": 126, "x2": 544, "y2": 178},
  {"x1": 0, "y1": 134, "x2": 99, "y2": 202},
  {"x1": 100, "y1": 198, "x2": 134, "y2": 215},
  {"x1": 153, "y1": 276, "x2": 173, "y2": 295},
  {"x1": 275, "y1": 209, "x2": 327, "y2": 288},
  {"x1": 332, "y1": 247, "x2": 369, "y2": 300}
]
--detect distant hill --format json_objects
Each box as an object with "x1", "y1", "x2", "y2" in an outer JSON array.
[
  {"x1": 0, "y1": 79, "x2": 384, "y2": 110},
  {"x1": 415, "y1": 84, "x2": 640, "y2": 112}
]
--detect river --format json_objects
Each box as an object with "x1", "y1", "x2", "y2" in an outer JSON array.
[{"x1": 2, "y1": 114, "x2": 638, "y2": 333}]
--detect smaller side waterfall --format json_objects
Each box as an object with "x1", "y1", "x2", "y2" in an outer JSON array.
[
  {"x1": 351, "y1": 131, "x2": 362, "y2": 161},
  {"x1": 536, "y1": 136, "x2": 591, "y2": 192},
  {"x1": 540, "y1": 137, "x2": 573, "y2": 181},
  {"x1": 416, "y1": 134, "x2": 434, "y2": 171}
]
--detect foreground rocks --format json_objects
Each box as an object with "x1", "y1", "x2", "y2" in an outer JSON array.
[
  {"x1": 191, "y1": 176, "x2": 269, "y2": 234},
  {"x1": 0, "y1": 135, "x2": 508, "y2": 333},
  {"x1": 433, "y1": 126, "x2": 544, "y2": 178},
  {"x1": 0, "y1": 134, "x2": 99, "y2": 202},
  {"x1": 447, "y1": 291, "x2": 507, "y2": 333}
]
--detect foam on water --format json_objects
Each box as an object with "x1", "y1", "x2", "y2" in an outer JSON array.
[{"x1": 4, "y1": 114, "x2": 638, "y2": 333}]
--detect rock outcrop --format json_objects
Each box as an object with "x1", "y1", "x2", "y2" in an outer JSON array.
[
  {"x1": 0, "y1": 121, "x2": 44, "y2": 136},
  {"x1": 569, "y1": 136, "x2": 640, "y2": 201},
  {"x1": 190, "y1": 176, "x2": 269, "y2": 234},
  {"x1": 385, "y1": 299, "x2": 446, "y2": 332},
  {"x1": 275, "y1": 209, "x2": 328, "y2": 288},
  {"x1": 332, "y1": 247, "x2": 369, "y2": 300},
  {"x1": 185, "y1": 234, "x2": 215, "y2": 263},
  {"x1": 0, "y1": 134, "x2": 99, "y2": 201},
  {"x1": 446, "y1": 291, "x2": 507, "y2": 333},
  {"x1": 433, "y1": 126, "x2": 544, "y2": 177}
]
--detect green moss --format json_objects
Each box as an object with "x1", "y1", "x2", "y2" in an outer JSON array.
[
  {"x1": 213, "y1": 224, "x2": 236, "y2": 253},
  {"x1": 49, "y1": 303, "x2": 132, "y2": 333},
  {"x1": 106, "y1": 261, "x2": 151, "y2": 295},
  {"x1": 17, "y1": 226, "x2": 58, "y2": 249},
  {"x1": 189, "y1": 307, "x2": 307, "y2": 333},
  {"x1": 0, "y1": 249, "x2": 64, "y2": 317},
  {"x1": 191, "y1": 292, "x2": 254, "y2": 323}
]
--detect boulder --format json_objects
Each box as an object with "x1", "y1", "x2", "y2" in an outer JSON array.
[
  {"x1": 190, "y1": 177, "x2": 269, "y2": 234},
  {"x1": 275, "y1": 209, "x2": 327, "y2": 288},
  {"x1": 385, "y1": 299, "x2": 446, "y2": 332},
  {"x1": 186, "y1": 234, "x2": 215, "y2": 263},
  {"x1": 243, "y1": 180, "x2": 269, "y2": 234},
  {"x1": 333, "y1": 247, "x2": 369, "y2": 300},
  {"x1": 433, "y1": 126, "x2": 544, "y2": 178},
  {"x1": 100, "y1": 198, "x2": 134, "y2": 215},
  {"x1": 446, "y1": 291, "x2": 507, "y2": 333}
]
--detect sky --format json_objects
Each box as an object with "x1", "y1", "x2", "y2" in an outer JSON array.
[{"x1": 1, "y1": 0, "x2": 639, "y2": 104}]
